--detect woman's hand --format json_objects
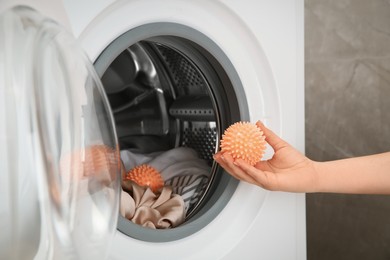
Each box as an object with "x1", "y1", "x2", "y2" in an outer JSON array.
[{"x1": 214, "y1": 121, "x2": 320, "y2": 192}]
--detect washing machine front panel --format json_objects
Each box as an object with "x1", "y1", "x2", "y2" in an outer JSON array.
[
  {"x1": 222, "y1": 0, "x2": 306, "y2": 152},
  {"x1": 0, "y1": 6, "x2": 121, "y2": 259},
  {"x1": 63, "y1": 0, "x2": 305, "y2": 259}
]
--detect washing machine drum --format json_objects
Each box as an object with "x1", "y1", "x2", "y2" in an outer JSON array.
[
  {"x1": 0, "y1": 6, "x2": 121, "y2": 259},
  {"x1": 102, "y1": 41, "x2": 219, "y2": 216},
  {"x1": 96, "y1": 29, "x2": 242, "y2": 241}
]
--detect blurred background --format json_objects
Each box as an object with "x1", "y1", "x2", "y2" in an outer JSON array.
[{"x1": 305, "y1": 0, "x2": 390, "y2": 259}]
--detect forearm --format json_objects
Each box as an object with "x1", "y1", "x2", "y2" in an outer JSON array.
[{"x1": 314, "y1": 152, "x2": 390, "y2": 194}]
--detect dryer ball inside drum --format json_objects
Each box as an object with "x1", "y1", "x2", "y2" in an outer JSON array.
[
  {"x1": 125, "y1": 164, "x2": 164, "y2": 193},
  {"x1": 220, "y1": 122, "x2": 266, "y2": 166}
]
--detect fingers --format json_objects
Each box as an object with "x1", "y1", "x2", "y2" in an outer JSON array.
[
  {"x1": 214, "y1": 152, "x2": 279, "y2": 190},
  {"x1": 256, "y1": 121, "x2": 289, "y2": 151},
  {"x1": 234, "y1": 158, "x2": 279, "y2": 190},
  {"x1": 213, "y1": 152, "x2": 259, "y2": 185}
]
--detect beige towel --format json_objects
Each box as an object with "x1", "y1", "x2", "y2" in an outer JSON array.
[{"x1": 121, "y1": 181, "x2": 185, "y2": 229}]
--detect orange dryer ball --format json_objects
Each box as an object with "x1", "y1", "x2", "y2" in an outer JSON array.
[
  {"x1": 60, "y1": 144, "x2": 119, "y2": 180},
  {"x1": 220, "y1": 122, "x2": 266, "y2": 166},
  {"x1": 82, "y1": 145, "x2": 118, "y2": 177},
  {"x1": 125, "y1": 164, "x2": 164, "y2": 193}
]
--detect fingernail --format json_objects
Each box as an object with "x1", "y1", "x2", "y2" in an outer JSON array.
[{"x1": 256, "y1": 120, "x2": 263, "y2": 126}]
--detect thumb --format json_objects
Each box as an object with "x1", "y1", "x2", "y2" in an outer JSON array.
[{"x1": 256, "y1": 121, "x2": 289, "y2": 151}]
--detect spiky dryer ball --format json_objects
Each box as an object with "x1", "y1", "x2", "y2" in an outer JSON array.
[
  {"x1": 220, "y1": 122, "x2": 266, "y2": 166},
  {"x1": 60, "y1": 144, "x2": 119, "y2": 181},
  {"x1": 82, "y1": 145, "x2": 118, "y2": 177},
  {"x1": 125, "y1": 164, "x2": 164, "y2": 193}
]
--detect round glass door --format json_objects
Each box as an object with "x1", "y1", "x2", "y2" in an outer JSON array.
[{"x1": 0, "y1": 6, "x2": 120, "y2": 259}]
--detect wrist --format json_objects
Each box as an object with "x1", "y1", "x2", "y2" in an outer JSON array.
[{"x1": 311, "y1": 160, "x2": 324, "y2": 193}]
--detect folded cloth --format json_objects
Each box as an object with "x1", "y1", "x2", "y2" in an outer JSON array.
[
  {"x1": 120, "y1": 147, "x2": 211, "y2": 212},
  {"x1": 121, "y1": 181, "x2": 185, "y2": 229}
]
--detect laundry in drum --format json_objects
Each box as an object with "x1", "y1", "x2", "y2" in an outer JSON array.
[
  {"x1": 120, "y1": 147, "x2": 211, "y2": 228},
  {"x1": 120, "y1": 182, "x2": 185, "y2": 229}
]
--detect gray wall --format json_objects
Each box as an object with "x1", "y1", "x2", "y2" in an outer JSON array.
[{"x1": 305, "y1": 0, "x2": 390, "y2": 259}]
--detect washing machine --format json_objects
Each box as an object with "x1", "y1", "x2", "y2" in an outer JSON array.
[{"x1": 0, "y1": 0, "x2": 305, "y2": 259}]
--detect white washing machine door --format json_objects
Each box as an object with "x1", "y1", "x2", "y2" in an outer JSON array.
[{"x1": 0, "y1": 6, "x2": 121, "y2": 260}]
